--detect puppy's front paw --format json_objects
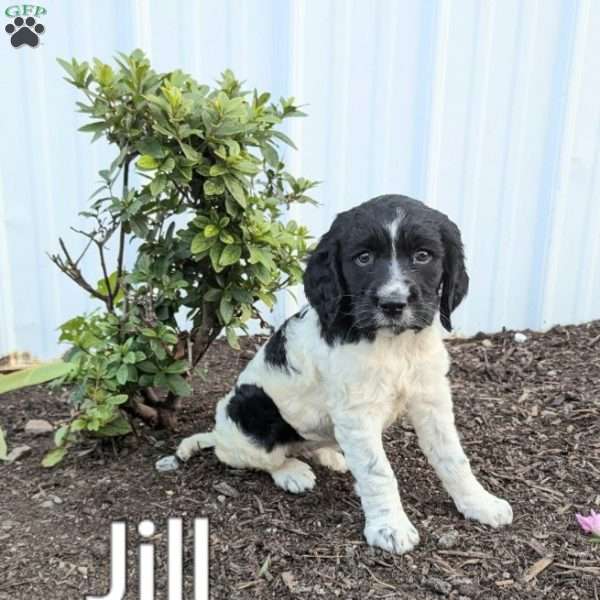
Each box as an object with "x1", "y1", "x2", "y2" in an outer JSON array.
[
  {"x1": 459, "y1": 493, "x2": 513, "y2": 528},
  {"x1": 313, "y1": 448, "x2": 348, "y2": 473},
  {"x1": 364, "y1": 516, "x2": 420, "y2": 554}
]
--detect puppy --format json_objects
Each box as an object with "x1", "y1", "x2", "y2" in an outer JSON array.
[{"x1": 177, "y1": 194, "x2": 513, "y2": 554}]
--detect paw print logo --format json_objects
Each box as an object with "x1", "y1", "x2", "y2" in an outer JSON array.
[{"x1": 5, "y1": 16, "x2": 45, "y2": 48}]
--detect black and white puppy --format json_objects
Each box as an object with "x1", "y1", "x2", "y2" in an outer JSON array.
[{"x1": 177, "y1": 194, "x2": 513, "y2": 554}]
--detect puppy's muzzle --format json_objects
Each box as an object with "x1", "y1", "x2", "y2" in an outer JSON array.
[{"x1": 377, "y1": 294, "x2": 408, "y2": 318}]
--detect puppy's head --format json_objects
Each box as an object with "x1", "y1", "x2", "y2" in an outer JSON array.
[{"x1": 303, "y1": 195, "x2": 468, "y2": 342}]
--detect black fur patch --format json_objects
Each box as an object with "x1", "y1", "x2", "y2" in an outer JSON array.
[
  {"x1": 264, "y1": 323, "x2": 288, "y2": 370},
  {"x1": 226, "y1": 384, "x2": 304, "y2": 452}
]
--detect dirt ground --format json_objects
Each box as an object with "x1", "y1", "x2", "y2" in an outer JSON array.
[{"x1": 1, "y1": 322, "x2": 599, "y2": 599}]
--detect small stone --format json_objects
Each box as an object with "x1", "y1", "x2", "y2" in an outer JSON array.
[
  {"x1": 1, "y1": 520, "x2": 17, "y2": 530},
  {"x1": 6, "y1": 445, "x2": 31, "y2": 462},
  {"x1": 437, "y1": 529, "x2": 459, "y2": 549},
  {"x1": 424, "y1": 576, "x2": 452, "y2": 596},
  {"x1": 217, "y1": 495, "x2": 226, "y2": 503},
  {"x1": 454, "y1": 577, "x2": 478, "y2": 596},
  {"x1": 213, "y1": 481, "x2": 240, "y2": 498},
  {"x1": 24, "y1": 419, "x2": 54, "y2": 435},
  {"x1": 481, "y1": 339, "x2": 493, "y2": 348},
  {"x1": 41, "y1": 500, "x2": 55, "y2": 509},
  {"x1": 514, "y1": 332, "x2": 527, "y2": 343},
  {"x1": 281, "y1": 571, "x2": 297, "y2": 592},
  {"x1": 50, "y1": 494, "x2": 63, "y2": 505},
  {"x1": 91, "y1": 540, "x2": 109, "y2": 558},
  {"x1": 155, "y1": 455, "x2": 180, "y2": 472}
]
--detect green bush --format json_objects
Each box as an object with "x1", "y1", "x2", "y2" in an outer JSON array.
[{"x1": 47, "y1": 50, "x2": 316, "y2": 466}]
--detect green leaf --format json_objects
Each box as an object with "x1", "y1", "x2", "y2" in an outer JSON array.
[
  {"x1": 226, "y1": 327, "x2": 240, "y2": 350},
  {"x1": 203, "y1": 179, "x2": 225, "y2": 196},
  {"x1": 96, "y1": 271, "x2": 124, "y2": 305},
  {"x1": 42, "y1": 447, "x2": 67, "y2": 468},
  {"x1": 150, "y1": 174, "x2": 167, "y2": 196},
  {"x1": 164, "y1": 361, "x2": 188, "y2": 374},
  {"x1": 219, "y1": 296, "x2": 234, "y2": 324},
  {"x1": 137, "y1": 361, "x2": 159, "y2": 374},
  {"x1": 191, "y1": 233, "x2": 215, "y2": 254},
  {"x1": 0, "y1": 361, "x2": 73, "y2": 395},
  {"x1": 220, "y1": 244, "x2": 242, "y2": 266},
  {"x1": 137, "y1": 155, "x2": 159, "y2": 170},
  {"x1": 223, "y1": 175, "x2": 247, "y2": 208},
  {"x1": 249, "y1": 246, "x2": 276, "y2": 270},
  {"x1": 209, "y1": 242, "x2": 224, "y2": 271},
  {"x1": 150, "y1": 340, "x2": 167, "y2": 360},
  {"x1": 160, "y1": 157, "x2": 176, "y2": 173},
  {"x1": 137, "y1": 138, "x2": 166, "y2": 158},
  {"x1": 166, "y1": 374, "x2": 193, "y2": 397},
  {"x1": 96, "y1": 416, "x2": 132, "y2": 437},
  {"x1": 116, "y1": 364, "x2": 129, "y2": 385},
  {"x1": 231, "y1": 287, "x2": 254, "y2": 304},
  {"x1": 54, "y1": 425, "x2": 70, "y2": 447},
  {"x1": 225, "y1": 195, "x2": 240, "y2": 217},
  {"x1": 180, "y1": 143, "x2": 200, "y2": 161},
  {"x1": 204, "y1": 224, "x2": 219, "y2": 238},
  {"x1": 203, "y1": 288, "x2": 222, "y2": 302},
  {"x1": 78, "y1": 121, "x2": 108, "y2": 133},
  {"x1": 258, "y1": 291, "x2": 276, "y2": 309},
  {"x1": 107, "y1": 394, "x2": 129, "y2": 406},
  {"x1": 161, "y1": 331, "x2": 179, "y2": 344},
  {"x1": 270, "y1": 130, "x2": 297, "y2": 149},
  {"x1": 0, "y1": 426, "x2": 7, "y2": 461},
  {"x1": 219, "y1": 230, "x2": 235, "y2": 244},
  {"x1": 261, "y1": 142, "x2": 279, "y2": 168},
  {"x1": 123, "y1": 352, "x2": 137, "y2": 364},
  {"x1": 209, "y1": 164, "x2": 229, "y2": 177}
]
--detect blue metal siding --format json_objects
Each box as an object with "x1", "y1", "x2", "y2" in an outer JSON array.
[{"x1": 0, "y1": 0, "x2": 598, "y2": 358}]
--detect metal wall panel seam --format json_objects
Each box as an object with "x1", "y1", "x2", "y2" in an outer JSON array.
[
  {"x1": 424, "y1": 0, "x2": 451, "y2": 211},
  {"x1": 0, "y1": 169, "x2": 16, "y2": 353},
  {"x1": 539, "y1": 0, "x2": 589, "y2": 328},
  {"x1": 460, "y1": 0, "x2": 496, "y2": 331},
  {"x1": 328, "y1": 0, "x2": 353, "y2": 218},
  {"x1": 283, "y1": 0, "x2": 308, "y2": 321},
  {"x1": 132, "y1": 0, "x2": 153, "y2": 58},
  {"x1": 489, "y1": 0, "x2": 539, "y2": 329}
]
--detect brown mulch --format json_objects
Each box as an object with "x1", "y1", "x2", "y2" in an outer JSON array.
[{"x1": 1, "y1": 322, "x2": 599, "y2": 599}]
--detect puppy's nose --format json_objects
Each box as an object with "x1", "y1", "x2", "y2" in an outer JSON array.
[{"x1": 378, "y1": 296, "x2": 407, "y2": 317}]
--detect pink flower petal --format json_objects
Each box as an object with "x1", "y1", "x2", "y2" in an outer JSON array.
[
  {"x1": 576, "y1": 511, "x2": 600, "y2": 535},
  {"x1": 576, "y1": 513, "x2": 593, "y2": 533}
]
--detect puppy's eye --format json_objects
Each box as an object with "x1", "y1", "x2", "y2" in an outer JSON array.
[
  {"x1": 413, "y1": 250, "x2": 432, "y2": 264},
  {"x1": 354, "y1": 251, "x2": 374, "y2": 266}
]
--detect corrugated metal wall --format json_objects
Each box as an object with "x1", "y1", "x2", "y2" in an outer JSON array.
[{"x1": 1, "y1": 0, "x2": 599, "y2": 359}]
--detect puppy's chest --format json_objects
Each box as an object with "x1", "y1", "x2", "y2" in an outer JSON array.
[{"x1": 337, "y1": 344, "x2": 419, "y2": 408}]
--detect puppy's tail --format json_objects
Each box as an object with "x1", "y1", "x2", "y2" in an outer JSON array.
[
  {"x1": 176, "y1": 431, "x2": 216, "y2": 462},
  {"x1": 193, "y1": 432, "x2": 216, "y2": 448}
]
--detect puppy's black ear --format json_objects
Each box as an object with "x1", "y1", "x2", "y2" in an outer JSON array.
[
  {"x1": 439, "y1": 216, "x2": 469, "y2": 332},
  {"x1": 303, "y1": 230, "x2": 344, "y2": 332}
]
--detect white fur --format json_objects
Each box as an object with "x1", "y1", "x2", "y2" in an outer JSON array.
[
  {"x1": 379, "y1": 210, "x2": 410, "y2": 299},
  {"x1": 177, "y1": 308, "x2": 512, "y2": 554}
]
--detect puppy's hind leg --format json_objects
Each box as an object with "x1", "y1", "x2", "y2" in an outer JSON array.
[
  {"x1": 176, "y1": 432, "x2": 215, "y2": 462},
  {"x1": 270, "y1": 457, "x2": 316, "y2": 494}
]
